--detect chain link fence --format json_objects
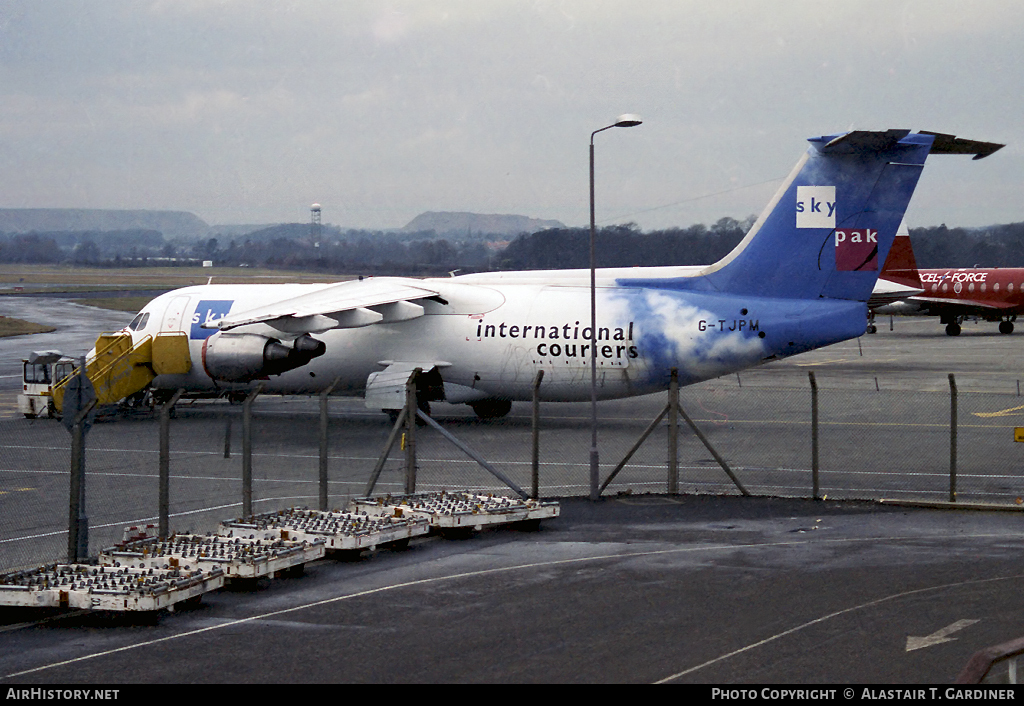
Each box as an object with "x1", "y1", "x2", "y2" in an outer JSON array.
[{"x1": 4, "y1": 369, "x2": 1024, "y2": 573}]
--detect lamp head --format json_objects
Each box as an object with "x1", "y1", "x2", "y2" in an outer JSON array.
[{"x1": 613, "y1": 113, "x2": 643, "y2": 128}]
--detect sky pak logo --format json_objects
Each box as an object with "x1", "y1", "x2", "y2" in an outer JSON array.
[
  {"x1": 190, "y1": 300, "x2": 233, "y2": 339},
  {"x1": 796, "y1": 186, "x2": 836, "y2": 229}
]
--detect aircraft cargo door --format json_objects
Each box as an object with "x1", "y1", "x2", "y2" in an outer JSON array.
[{"x1": 161, "y1": 296, "x2": 191, "y2": 334}]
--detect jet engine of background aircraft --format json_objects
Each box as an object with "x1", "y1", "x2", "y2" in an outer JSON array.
[{"x1": 202, "y1": 332, "x2": 325, "y2": 383}]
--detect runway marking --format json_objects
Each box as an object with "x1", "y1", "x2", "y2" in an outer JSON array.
[
  {"x1": 0, "y1": 494, "x2": 321, "y2": 546},
  {"x1": 973, "y1": 404, "x2": 1024, "y2": 418},
  {"x1": 4, "y1": 532, "x2": 1023, "y2": 680},
  {"x1": 655, "y1": 573, "x2": 1023, "y2": 683},
  {"x1": 0, "y1": 487, "x2": 35, "y2": 496},
  {"x1": 793, "y1": 358, "x2": 850, "y2": 367},
  {"x1": 905, "y1": 619, "x2": 980, "y2": 652}
]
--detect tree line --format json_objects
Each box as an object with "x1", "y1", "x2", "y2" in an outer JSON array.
[
  {"x1": 4, "y1": 219, "x2": 1024, "y2": 273},
  {"x1": 907, "y1": 223, "x2": 1024, "y2": 268}
]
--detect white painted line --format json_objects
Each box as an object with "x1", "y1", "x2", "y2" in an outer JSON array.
[
  {"x1": 5, "y1": 533, "x2": 1022, "y2": 680},
  {"x1": 657, "y1": 577, "x2": 1012, "y2": 683}
]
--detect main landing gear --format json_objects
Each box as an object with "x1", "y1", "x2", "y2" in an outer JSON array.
[
  {"x1": 943, "y1": 315, "x2": 1016, "y2": 336},
  {"x1": 943, "y1": 314, "x2": 965, "y2": 336},
  {"x1": 469, "y1": 399, "x2": 512, "y2": 420},
  {"x1": 866, "y1": 311, "x2": 878, "y2": 335}
]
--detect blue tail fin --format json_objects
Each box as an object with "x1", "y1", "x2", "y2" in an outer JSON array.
[{"x1": 692, "y1": 130, "x2": 1000, "y2": 302}]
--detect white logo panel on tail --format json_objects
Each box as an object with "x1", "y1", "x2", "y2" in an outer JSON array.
[{"x1": 796, "y1": 186, "x2": 836, "y2": 229}]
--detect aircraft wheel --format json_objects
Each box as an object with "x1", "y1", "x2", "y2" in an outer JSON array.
[
  {"x1": 470, "y1": 399, "x2": 512, "y2": 420},
  {"x1": 945, "y1": 322, "x2": 962, "y2": 336},
  {"x1": 1000, "y1": 321, "x2": 1015, "y2": 334},
  {"x1": 866, "y1": 324, "x2": 877, "y2": 334}
]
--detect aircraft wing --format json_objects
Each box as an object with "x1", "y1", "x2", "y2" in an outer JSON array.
[
  {"x1": 211, "y1": 276, "x2": 442, "y2": 334},
  {"x1": 912, "y1": 296, "x2": 1017, "y2": 311}
]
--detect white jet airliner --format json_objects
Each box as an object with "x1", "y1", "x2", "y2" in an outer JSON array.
[{"x1": 112, "y1": 129, "x2": 1000, "y2": 418}]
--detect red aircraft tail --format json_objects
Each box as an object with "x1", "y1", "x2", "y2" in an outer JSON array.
[{"x1": 880, "y1": 225, "x2": 922, "y2": 289}]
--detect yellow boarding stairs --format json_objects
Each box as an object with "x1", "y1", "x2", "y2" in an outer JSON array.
[{"x1": 52, "y1": 332, "x2": 192, "y2": 414}]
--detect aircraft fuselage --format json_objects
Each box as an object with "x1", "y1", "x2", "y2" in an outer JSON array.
[
  {"x1": 97, "y1": 129, "x2": 1001, "y2": 407},
  {"x1": 130, "y1": 276, "x2": 866, "y2": 405},
  {"x1": 916, "y1": 267, "x2": 1024, "y2": 311}
]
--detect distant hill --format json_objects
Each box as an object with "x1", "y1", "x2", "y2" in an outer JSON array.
[
  {"x1": 401, "y1": 211, "x2": 564, "y2": 236},
  {"x1": 208, "y1": 223, "x2": 280, "y2": 239},
  {"x1": 0, "y1": 209, "x2": 209, "y2": 240}
]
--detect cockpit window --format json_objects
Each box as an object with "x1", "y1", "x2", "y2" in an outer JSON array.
[{"x1": 128, "y1": 312, "x2": 150, "y2": 331}]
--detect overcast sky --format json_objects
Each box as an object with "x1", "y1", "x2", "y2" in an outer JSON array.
[{"x1": 1, "y1": 0, "x2": 1022, "y2": 231}]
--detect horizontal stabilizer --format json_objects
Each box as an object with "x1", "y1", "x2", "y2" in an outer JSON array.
[
  {"x1": 822, "y1": 129, "x2": 912, "y2": 154},
  {"x1": 868, "y1": 278, "x2": 923, "y2": 309},
  {"x1": 919, "y1": 131, "x2": 1004, "y2": 160},
  {"x1": 822, "y1": 130, "x2": 1003, "y2": 160}
]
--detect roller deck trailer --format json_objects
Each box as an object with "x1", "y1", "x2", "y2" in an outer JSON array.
[
  {"x1": 0, "y1": 563, "x2": 224, "y2": 611},
  {"x1": 99, "y1": 533, "x2": 325, "y2": 579},
  {"x1": 352, "y1": 491, "x2": 560, "y2": 532},
  {"x1": 219, "y1": 507, "x2": 431, "y2": 553}
]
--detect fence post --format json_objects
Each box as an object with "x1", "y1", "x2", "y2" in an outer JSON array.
[
  {"x1": 668, "y1": 368, "x2": 679, "y2": 495},
  {"x1": 416, "y1": 409, "x2": 530, "y2": 500},
  {"x1": 677, "y1": 403, "x2": 750, "y2": 496},
  {"x1": 66, "y1": 390, "x2": 97, "y2": 563},
  {"x1": 159, "y1": 389, "x2": 185, "y2": 538},
  {"x1": 600, "y1": 406, "x2": 670, "y2": 495},
  {"x1": 364, "y1": 408, "x2": 408, "y2": 497},
  {"x1": 531, "y1": 369, "x2": 544, "y2": 499},
  {"x1": 809, "y1": 372, "x2": 819, "y2": 500},
  {"x1": 949, "y1": 373, "x2": 958, "y2": 502},
  {"x1": 405, "y1": 369, "x2": 420, "y2": 494},
  {"x1": 67, "y1": 418, "x2": 87, "y2": 563},
  {"x1": 242, "y1": 385, "x2": 262, "y2": 517},
  {"x1": 319, "y1": 377, "x2": 342, "y2": 511}
]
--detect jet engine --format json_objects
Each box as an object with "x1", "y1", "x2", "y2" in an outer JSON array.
[{"x1": 201, "y1": 332, "x2": 326, "y2": 383}]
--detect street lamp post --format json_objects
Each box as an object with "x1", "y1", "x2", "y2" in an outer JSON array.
[{"x1": 589, "y1": 114, "x2": 642, "y2": 501}]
